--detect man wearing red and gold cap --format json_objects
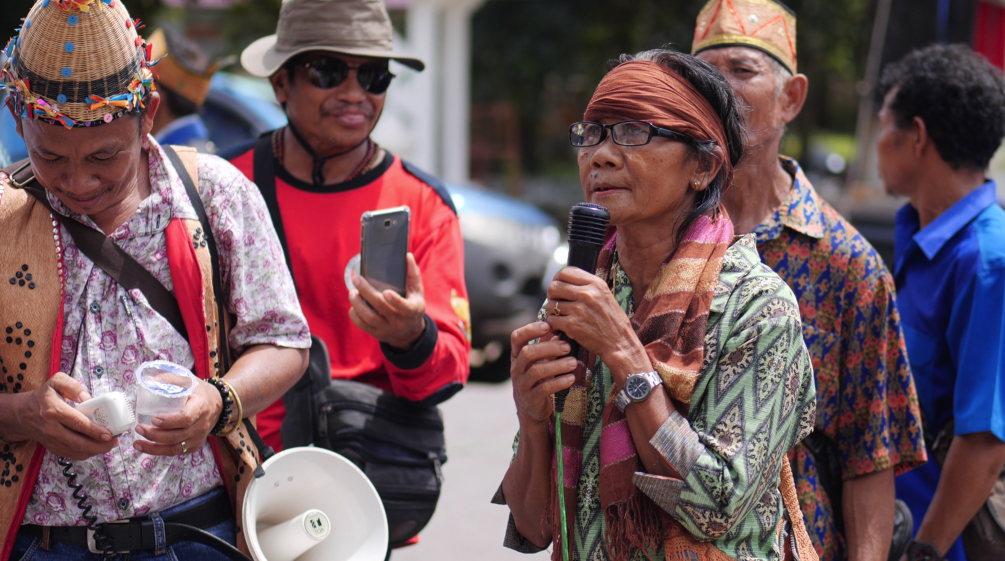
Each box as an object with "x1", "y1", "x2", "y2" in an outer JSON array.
[
  {"x1": 147, "y1": 28, "x2": 219, "y2": 153},
  {"x1": 692, "y1": 2, "x2": 926, "y2": 561}
]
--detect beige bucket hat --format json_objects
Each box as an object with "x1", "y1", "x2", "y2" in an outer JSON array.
[{"x1": 241, "y1": 0, "x2": 425, "y2": 78}]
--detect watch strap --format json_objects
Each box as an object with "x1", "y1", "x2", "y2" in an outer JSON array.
[
  {"x1": 906, "y1": 540, "x2": 943, "y2": 561},
  {"x1": 614, "y1": 371, "x2": 662, "y2": 413}
]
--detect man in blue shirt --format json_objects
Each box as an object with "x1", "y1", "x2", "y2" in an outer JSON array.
[{"x1": 878, "y1": 43, "x2": 1005, "y2": 561}]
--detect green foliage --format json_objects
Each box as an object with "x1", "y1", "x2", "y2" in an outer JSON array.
[
  {"x1": 224, "y1": 0, "x2": 282, "y2": 54},
  {"x1": 471, "y1": 0, "x2": 875, "y2": 175}
]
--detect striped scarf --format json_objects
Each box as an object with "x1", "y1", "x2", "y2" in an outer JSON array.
[{"x1": 549, "y1": 213, "x2": 733, "y2": 561}]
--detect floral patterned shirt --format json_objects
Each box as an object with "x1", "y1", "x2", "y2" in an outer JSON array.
[
  {"x1": 22, "y1": 139, "x2": 311, "y2": 526},
  {"x1": 754, "y1": 158, "x2": 926, "y2": 561}
]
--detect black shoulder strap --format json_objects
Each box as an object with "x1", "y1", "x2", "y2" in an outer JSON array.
[
  {"x1": 3, "y1": 160, "x2": 190, "y2": 341},
  {"x1": 162, "y1": 146, "x2": 232, "y2": 373},
  {"x1": 252, "y1": 132, "x2": 295, "y2": 279}
]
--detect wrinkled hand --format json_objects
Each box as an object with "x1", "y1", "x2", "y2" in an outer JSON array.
[
  {"x1": 545, "y1": 266, "x2": 640, "y2": 364},
  {"x1": 134, "y1": 379, "x2": 223, "y2": 456},
  {"x1": 510, "y1": 322, "x2": 577, "y2": 426},
  {"x1": 16, "y1": 372, "x2": 119, "y2": 461},
  {"x1": 350, "y1": 252, "x2": 427, "y2": 351}
]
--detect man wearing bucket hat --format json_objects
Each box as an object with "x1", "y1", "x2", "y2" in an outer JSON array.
[
  {"x1": 691, "y1": 2, "x2": 926, "y2": 561},
  {"x1": 221, "y1": 0, "x2": 471, "y2": 455},
  {"x1": 147, "y1": 27, "x2": 220, "y2": 153},
  {"x1": 0, "y1": 0, "x2": 311, "y2": 559}
]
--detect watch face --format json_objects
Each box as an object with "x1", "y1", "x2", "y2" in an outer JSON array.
[{"x1": 625, "y1": 376, "x2": 650, "y2": 400}]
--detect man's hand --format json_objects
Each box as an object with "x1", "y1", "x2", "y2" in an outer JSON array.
[
  {"x1": 915, "y1": 431, "x2": 1005, "y2": 554},
  {"x1": 133, "y1": 378, "x2": 223, "y2": 456},
  {"x1": 349, "y1": 252, "x2": 426, "y2": 351},
  {"x1": 12, "y1": 373, "x2": 118, "y2": 461}
]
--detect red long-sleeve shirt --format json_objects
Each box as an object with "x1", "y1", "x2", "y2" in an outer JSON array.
[{"x1": 226, "y1": 144, "x2": 471, "y2": 450}]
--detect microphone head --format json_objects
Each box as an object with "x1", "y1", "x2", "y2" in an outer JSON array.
[{"x1": 567, "y1": 203, "x2": 610, "y2": 246}]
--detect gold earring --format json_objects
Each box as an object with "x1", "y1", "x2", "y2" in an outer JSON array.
[{"x1": 694, "y1": 180, "x2": 701, "y2": 190}]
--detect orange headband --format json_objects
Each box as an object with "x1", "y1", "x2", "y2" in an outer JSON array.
[{"x1": 584, "y1": 60, "x2": 729, "y2": 156}]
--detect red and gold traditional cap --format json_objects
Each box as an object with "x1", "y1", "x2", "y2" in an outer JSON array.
[
  {"x1": 691, "y1": 0, "x2": 798, "y2": 75},
  {"x1": 147, "y1": 28, "x2": 218, "y2": 108}
]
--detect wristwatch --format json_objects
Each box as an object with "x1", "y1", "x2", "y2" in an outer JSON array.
[
  {"x1": 614, "y1": 371, "x2": 662, "y2": 412},
  {"x1": 905, "y1": 540, "x2": 943, "y2": 561}
]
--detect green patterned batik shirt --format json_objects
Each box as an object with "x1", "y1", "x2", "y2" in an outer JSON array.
[{"x1": 494, "y1": 235, "x2": 817, "y2": 561}]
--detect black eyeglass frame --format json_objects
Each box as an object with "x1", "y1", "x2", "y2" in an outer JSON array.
[
  {"x1": 300, "y1": 57, "x2": 397, "y2": 94},
  {"x1": 569, "y1": 120, "x2": 714, "y2": 148}
]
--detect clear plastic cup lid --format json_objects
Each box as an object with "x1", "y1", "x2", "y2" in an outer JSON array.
[{"x1": 136, "y1": 361, "x2": 197, "y2": 397}]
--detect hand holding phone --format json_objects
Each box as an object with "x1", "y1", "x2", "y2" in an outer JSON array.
[{"x1": 350, "y1": 206, "x2": 427, "y2": 350}]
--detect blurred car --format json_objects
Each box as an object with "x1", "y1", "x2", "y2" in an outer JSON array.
[{"x1": 0, "y1": 73, "x2": 559, "y2": 381}]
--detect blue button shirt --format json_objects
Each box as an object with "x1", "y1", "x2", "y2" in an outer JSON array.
[{"x1": 893, "y1": 180, "x2": 1005, "y2": 561}]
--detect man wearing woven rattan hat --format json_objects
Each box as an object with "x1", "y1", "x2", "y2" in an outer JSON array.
[
  {"x1": 0, "y1": 0, "x2": 312, "y2": 559},
  {"x1": 147, "y1": 27, "x2": 219, "y2": 153},
  {"x1": 221, "y1": 0, "x2": 471, "y2": 486},
  {"x1": 691, "y1": 2, "x2": 926, "y2": 561}
]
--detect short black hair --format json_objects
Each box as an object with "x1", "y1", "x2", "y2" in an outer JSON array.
[
  {"x1": 157, "y1": 84, "x2": 200, "y2": 119},
  {"x1": 878, "y1": 43, "x2": 1005, "y2": 171},
  {"x1": 608, "y1": 49, "x2": 746, "y2": 244}
]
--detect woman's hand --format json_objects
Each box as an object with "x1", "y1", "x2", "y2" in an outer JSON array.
[
  {"x1": 9, "y1": 373, "x2": 119, "y2": 461},
  {"x1": 510, "y1": 322, "x2": 578, "y2": 426},
  {"x1": 545, "y1": 266, "x2": 644, "y2": 373},
  {"x1": 133, "y1": 379, "x2": 223, "y2": 456}
]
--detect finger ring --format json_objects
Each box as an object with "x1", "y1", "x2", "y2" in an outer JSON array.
[
  {"x1": 180, "y1": 440, "x2": 188, "y2": 454},
  {"x1": 553, "y1": 302, "x2": 562, "y2": 316}
]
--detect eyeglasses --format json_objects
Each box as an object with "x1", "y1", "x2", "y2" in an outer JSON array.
[
  {"x1": 301, "y1": 57, "x2": 396, "y2": 94},
  {"x1": 569, "y1": 120, "x2": 711, "y2": 148}
]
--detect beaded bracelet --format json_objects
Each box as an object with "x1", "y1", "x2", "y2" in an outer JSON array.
[
  {"x1": 217, "y1": 378, "x2": 243, "y2": 437},
  {"x1": 208, "y1": 377, "x2": 235, "y2": 436}
]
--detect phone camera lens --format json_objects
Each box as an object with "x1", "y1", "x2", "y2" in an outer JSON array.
[{"x1": 384, "y1": 219, "x2": 392, "y2": 227}]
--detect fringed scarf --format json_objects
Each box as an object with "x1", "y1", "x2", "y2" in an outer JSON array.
[{"x1": 548, "y1": 212, "x2": 733, "y2": 561}]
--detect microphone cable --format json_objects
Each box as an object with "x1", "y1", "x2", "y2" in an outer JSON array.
[{"x1": 552, "y1": 202, "x2": 609, "y2": 561}]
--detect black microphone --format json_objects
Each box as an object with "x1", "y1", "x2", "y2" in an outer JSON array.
[{"x1": 554, "y1": 203, "x2": 610, "y2": 412}]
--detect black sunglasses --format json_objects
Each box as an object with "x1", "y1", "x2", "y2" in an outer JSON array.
[
  {"x1": 301, "y1": 57, "x2": 396, "y2": 94},
  {"x1": 569, "y1": 120, "x2": 711, "y2": 148}
]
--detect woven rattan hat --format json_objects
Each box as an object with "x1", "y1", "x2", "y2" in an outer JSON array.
[
  {"x1": 1, "y1": 0, "x2": 158, "y2": 129},
  {"x1": 241, "y1": 0, "x2": 424, "y2": 78}
]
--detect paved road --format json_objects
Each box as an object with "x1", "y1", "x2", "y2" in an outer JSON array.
[{"x1": 393, "y1": 380, "x2": 551, "y2": 560}]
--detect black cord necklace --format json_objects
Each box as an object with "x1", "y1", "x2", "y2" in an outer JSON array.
[{"x1": 286, "y1": 122, "x2": 369, "y2": 187}]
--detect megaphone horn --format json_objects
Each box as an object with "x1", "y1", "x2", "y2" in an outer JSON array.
[{"x1": 243, "y1": 447, "x2": 389, "y2": 561}]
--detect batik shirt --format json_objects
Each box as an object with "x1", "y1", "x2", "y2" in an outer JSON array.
[
  {"x1": 496, "y1": 236, "x2": 817, "y2": 561},
  {"x1": 753, "y1": 158, "x2": 926, "y2": 561},
  {"x1": 22, "y1": 139, "x2": 311, "y2": 526}
]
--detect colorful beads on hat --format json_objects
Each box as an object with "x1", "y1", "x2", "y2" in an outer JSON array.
[
  {"x1": 103, "y1": 113, "x2": 113, "y2": 123},
  {"x1": 42, "y1": 0, "x2": 49, "y2": 6},
  {"x1": 64, "y1": 42, "x2": 74, "y2": 53},
  {"x1": 56, "y1": 94, "x2": 67, "y2": 104},
  {"x1": 68, "y1": 15, "x2": 78, "y2": 25},
  {"x1": 61, "y1": 67, "x2": 71, "y2": 77},
  {"x1": 24, "y1": 19, "x2": 30, "y2": 30}
]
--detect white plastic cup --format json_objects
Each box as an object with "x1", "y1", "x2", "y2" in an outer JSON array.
[{"x1": 134, "y1": 361, "x2": 197, "y2": 428}]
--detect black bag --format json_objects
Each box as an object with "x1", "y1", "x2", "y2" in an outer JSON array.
[
  {"x1": 930, "y1": 420, "x2": 1005, "y2": 561},
  {"x1": 249, "y1": 134, "x2": 448, "y2": 547},
  {"x1": 281, "y1": 338, "x2": 446, "y2": 546}
]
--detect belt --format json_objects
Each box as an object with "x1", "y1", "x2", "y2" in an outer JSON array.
[{"x1": 21, "y1": 488, "x2": 243, "y2": 557}]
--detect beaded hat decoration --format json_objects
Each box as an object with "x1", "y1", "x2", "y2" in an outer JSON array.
[
  {"x1": 1, "y1": 0, "x2": 161, "y2": 129},
  {"x1": 691, "y1": 0, "x2": 798, "y2": 75}
]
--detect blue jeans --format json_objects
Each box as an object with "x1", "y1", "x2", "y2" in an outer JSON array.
[{"x1": 10, "y1": 488, "x2": 238, "y2": 561}]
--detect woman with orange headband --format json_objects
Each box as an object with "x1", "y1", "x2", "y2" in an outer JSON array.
[{"x1": 495, "y1": 49, "x2": 819, "y2": 561}]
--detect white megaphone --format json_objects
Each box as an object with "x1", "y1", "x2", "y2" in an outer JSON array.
[{"x1": 242, "y1": 447, "x2": 389, "y2": 561}]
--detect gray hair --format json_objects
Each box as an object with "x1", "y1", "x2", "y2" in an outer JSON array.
[{"x1": 765, "y1": 55, "x2": 793, "y2": 96}]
